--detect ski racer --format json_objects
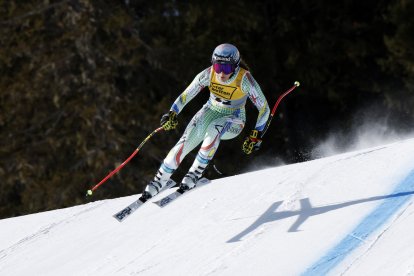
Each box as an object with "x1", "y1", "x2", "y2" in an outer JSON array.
[{"x1": 139, "y1": 43, "x2": 270, "y2": 201}]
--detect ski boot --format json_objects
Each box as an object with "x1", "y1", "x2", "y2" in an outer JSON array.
[
  {"x1": 139, "y1": 165, "x2": 173, "y2": 202},
  {"x1": 177, "y1": 172, "x2": 199, "y2": 194},
  {"x1": 139, "y1": 180, "x2": 162, "y2": 202}
]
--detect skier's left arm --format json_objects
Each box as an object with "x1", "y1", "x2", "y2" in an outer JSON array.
[
  {"x1": 243, "y1": 72, "x2": 270, "y2": 132},
  {"x1": 241, "y1": 72, "x2": 270, "y2": 154}
]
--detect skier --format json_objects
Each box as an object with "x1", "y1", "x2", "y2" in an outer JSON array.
[{"x1": 139, "y1": 43, "x2": 270, "y2": 201}]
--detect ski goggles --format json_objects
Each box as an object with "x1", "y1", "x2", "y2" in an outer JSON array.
[{"x1": 213, "y1": 63, "x2": 236, "y2": 74}]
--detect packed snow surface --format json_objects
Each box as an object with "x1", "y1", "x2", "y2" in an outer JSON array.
[{"x1": 2, "y1": 138, "x2": 414, "y2": 275}]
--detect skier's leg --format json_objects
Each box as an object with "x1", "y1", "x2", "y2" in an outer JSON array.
[
  {"x1": 180, "y1": 113, "x2": 245, "y2": 190},
  {"x1": 141, "y1": 107, "x2": 210, "y2": 199}
]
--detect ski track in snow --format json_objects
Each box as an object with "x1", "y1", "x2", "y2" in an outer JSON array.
[
  {"x1": 0, "y1": 222, "x2": 57, "y2": 261},
  {"x1": 0, "y1": 202, "x2": 105, "y2": 262},
  {"x1": 339, "y1": 200, "x2": 413, "y2": 275},
  {"x1": 203, "y1": 224, "x2": 268, "y2": 276}
]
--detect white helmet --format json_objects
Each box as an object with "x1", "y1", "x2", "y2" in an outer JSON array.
[{"x1": 211, "y1": 43, "x2": 241, "y2": 66}]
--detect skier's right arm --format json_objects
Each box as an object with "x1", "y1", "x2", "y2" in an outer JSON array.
[
  {"x1": 170, "y1": 67, "x2": 211, "y2": 114},
  {"x1": 160, "y1": 67, "x2": 211, "y2": 130}
]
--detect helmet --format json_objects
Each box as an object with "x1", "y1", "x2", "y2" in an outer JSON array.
[{"x1": 211, "y1": 43, "x2": 241, "y2": 66}]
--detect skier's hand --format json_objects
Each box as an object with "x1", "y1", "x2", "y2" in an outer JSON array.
[
  {"x1": 242, "y1": 130, "x2": 262, "y2": 154},
  {"x1": 160, "y1": 111, "x2": 178, "y2": 130}
]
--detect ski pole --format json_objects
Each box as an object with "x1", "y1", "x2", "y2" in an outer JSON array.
[
  {"x1": 260, "y1": 81, "x2": 300, "y2": 138},
  {"x1": 210, "y1": 82, "x2": 300, "y2": 176},
  {"x1": 86, "y1": 126, "x2": 164, "y2": 196}
]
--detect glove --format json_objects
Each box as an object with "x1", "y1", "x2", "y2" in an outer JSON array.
[
  {"x1": 242, "y1": 129, "x2": 262, "y2": 154},
  {"x1": 160, "y1": 111, "x2": 178, "y2": 130}
]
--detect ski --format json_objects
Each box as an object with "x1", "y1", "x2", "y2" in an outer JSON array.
[
  {"x1": 153, "y1": 178, "x2": 211, "y2": 208},
  {"x1": 113, "y1": 179, "x2": 177, "y2": 222}
]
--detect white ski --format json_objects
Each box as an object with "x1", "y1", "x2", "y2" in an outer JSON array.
[
  {"x1": 153, "y1": 178, "x2": 211, "y2": 208},
  {"x1": 113, "y1": 179, "x2": 177, "y2": 222}
]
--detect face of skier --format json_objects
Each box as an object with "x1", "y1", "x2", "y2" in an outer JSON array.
[
  {"x1": 217, "y1": 71, "x2": 232, "y2": 82},
  {"x1": 213, "y1": 63, "x2": 236, "y2": 82}
]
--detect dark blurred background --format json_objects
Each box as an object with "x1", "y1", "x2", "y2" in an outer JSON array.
[{"x1": 1, "y1": 0, "x2": 413, "y2": 219}]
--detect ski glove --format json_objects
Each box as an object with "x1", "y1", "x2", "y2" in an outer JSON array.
[
  {"x1": 160, "y1": 111, "x2": 178, "y2": 130},
  {"x1": 242, "y1": 130, "x2": 262, "y2": 154}
]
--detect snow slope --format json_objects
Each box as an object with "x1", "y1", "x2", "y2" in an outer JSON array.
[{"x1": 2, "y1": 139, "x2": 414, "y2": 276}]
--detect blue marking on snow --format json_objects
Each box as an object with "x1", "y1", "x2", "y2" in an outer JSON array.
[{"x1": 303, "y1": 169, "x2": 414, "y2": 276}]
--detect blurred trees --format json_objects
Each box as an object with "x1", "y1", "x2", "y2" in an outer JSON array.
[
  {"x1": 0, "y1": 0, "x2": 413, "y2": 218},
  {"x1": 382, "y1": 0, "x2": 414, "y2": 117}
]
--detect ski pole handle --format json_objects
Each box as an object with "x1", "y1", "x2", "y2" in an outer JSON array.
[
  {"x1": 86, "y1": 126, "x2": 164, "y2": 196},
  {"x1": 260, "y1": 81, "x2": 300, "y2": 138}
]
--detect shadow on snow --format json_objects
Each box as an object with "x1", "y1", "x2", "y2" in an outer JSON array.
[{"x1": 227, "y1": 191, "x2": 414, "y2": 243}]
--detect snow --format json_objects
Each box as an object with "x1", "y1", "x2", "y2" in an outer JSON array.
[{"x1": 2, "y1": 139, "x2": 414, "y2": 275}]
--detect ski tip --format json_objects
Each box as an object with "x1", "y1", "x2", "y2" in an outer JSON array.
[
  {"x1": 113, "y1": 215, "x2": 124, "y2": 222},
  {"x1": 113, "y1": 210, "x2": 130, "y2": 222}
]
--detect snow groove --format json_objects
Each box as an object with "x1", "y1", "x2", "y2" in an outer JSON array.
[
  {"x1": 340, "y1": 200, "x2": 414, "y2": 275},
  {"x1": 0, "y1": 202, "x2": 104, "y2": 262}
]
